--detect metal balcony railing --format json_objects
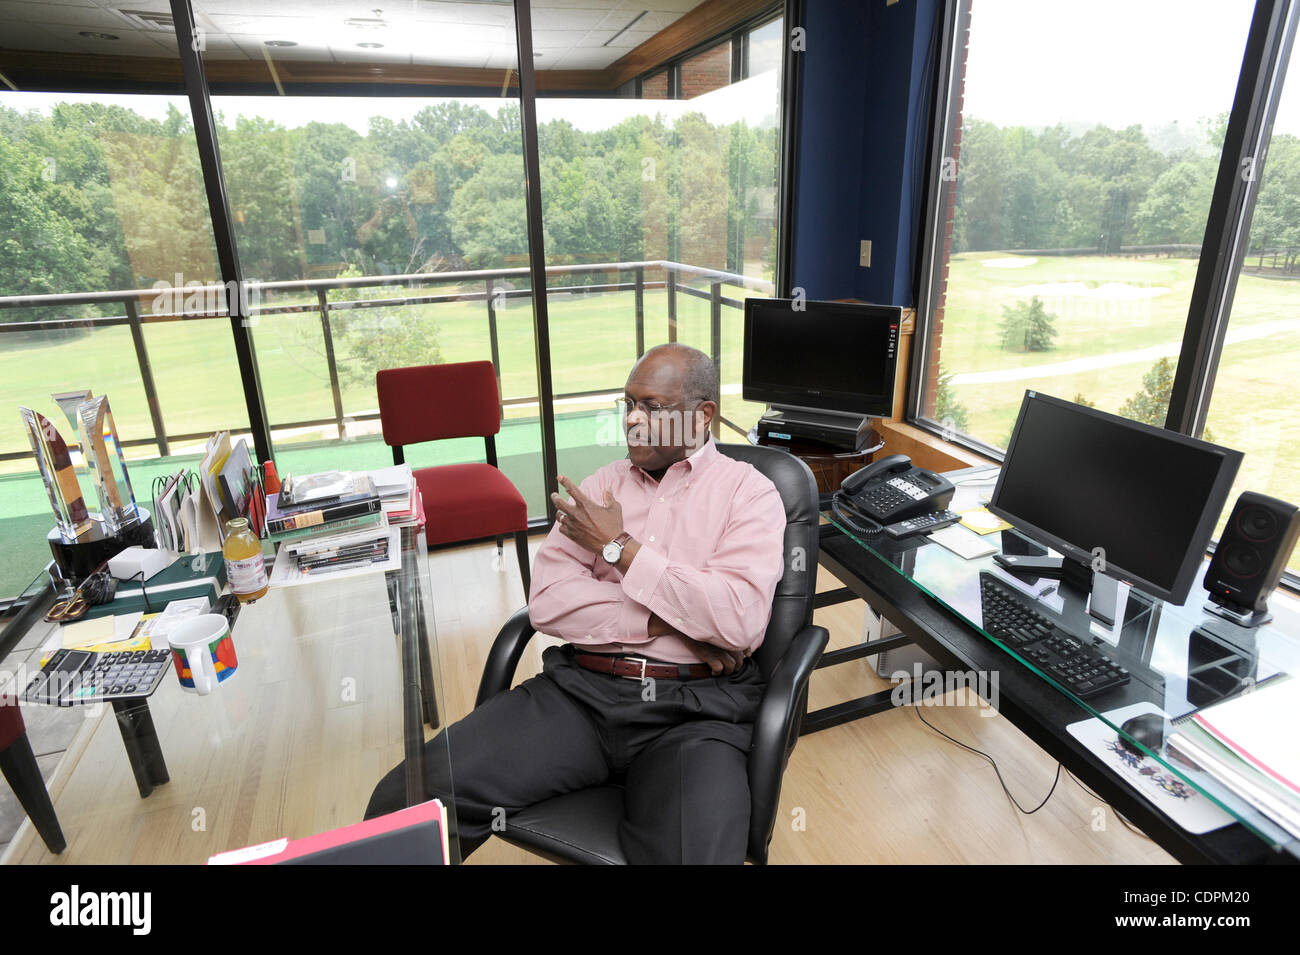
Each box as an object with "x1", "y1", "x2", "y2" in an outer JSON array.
[{"x1": 0, "y1": 260, "x2": 774, "y2": 462}]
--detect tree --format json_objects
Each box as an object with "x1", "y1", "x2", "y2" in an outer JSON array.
[
  {"x1": 1072, "y1": 393, "x2": 1096, "y2": 409},
  {"x1": 326, "y1": 267, "x2": 443, "y2": 388},
  {"x1": 999, "y1": 296, "x2": 1058, "y2": 352},
  {"x1": 1119, "y1": 357, "x2": 1175, "y2": 426},
  {"x1": 932, "y1": 368, "x2": 969, "y2": 433}
]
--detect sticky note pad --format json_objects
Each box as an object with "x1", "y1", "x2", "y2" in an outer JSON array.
[
  {"x1": 60, "y1": 616, "x2": 115, "y2": 649},
  {"x1": 960, "y1": 507, "x2": 1012, "y2": 536}
]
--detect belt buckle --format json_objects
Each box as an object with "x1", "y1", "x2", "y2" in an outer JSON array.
[{"x1": 622, "y1": 656, "x2": 648, "y2": 680}]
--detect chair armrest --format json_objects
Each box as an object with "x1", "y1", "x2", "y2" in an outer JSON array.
[
  {"x1": 746, "y1": 623, "x2": 829, "y2": 861},
  {"x1": 475, "y1": 606, "x2": 537, "y2": 707}
]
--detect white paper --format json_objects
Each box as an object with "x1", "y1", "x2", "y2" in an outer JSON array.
[
  {"x1": 367, "y1": 464, "x2": 413, "y2": 499},
  {"x1": 928, "y1": 524, "x2": 999, "y2": 560},
  {"x1": 113, "y1": 612, "x2": 144, "y2": 642}
]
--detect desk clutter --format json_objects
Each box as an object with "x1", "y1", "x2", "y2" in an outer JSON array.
[{"x1": 261, "y1": 464, "x2": 417, "y2": 588}]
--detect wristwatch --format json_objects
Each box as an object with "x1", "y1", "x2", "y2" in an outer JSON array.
[{"x1": 602, "y1": 532, "x2": 632, "y2": 565}]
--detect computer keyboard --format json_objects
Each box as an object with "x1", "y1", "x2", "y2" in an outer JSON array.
[{"x1": 978, "y1": 574, "x2": 1131, "y2": 700}]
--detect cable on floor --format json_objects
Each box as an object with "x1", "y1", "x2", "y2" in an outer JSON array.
[{"x1": 909, "y1": 701, "x2": 1062, "y2": 814}]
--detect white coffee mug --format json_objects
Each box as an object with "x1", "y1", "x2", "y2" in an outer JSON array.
[{"x1": 168, "y1": 614, "x2": 238, "y2": 695}]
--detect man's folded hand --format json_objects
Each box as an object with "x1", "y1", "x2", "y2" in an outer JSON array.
[{"x1": 647, "y1": 611, "x2": 746, "y2": 676}]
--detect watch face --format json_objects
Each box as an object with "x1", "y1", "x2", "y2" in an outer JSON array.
[{"x1": 602, "y1": 542, "x2": 621, "y2": 563}]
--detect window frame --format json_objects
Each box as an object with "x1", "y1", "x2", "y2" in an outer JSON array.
[
  {"x1": 909, "y1": 0, "x2": 1300, "y2": 580},
  {"x1": 911, "y1": 0, "x2": 1300, "y2": 444}
]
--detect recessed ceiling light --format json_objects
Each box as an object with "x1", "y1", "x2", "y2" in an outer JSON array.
[
  {"x1": 78, "y1": 32, "x2": 120, "y2": 41},
  {"x1": 357, "y1": 42, "x2": 384, "y2": 49},
  {"x1": 264, "y1": 40, "x2": 298, "y2": 48}
]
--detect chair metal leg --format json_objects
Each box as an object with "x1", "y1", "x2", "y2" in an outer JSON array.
[
  {"x1": 0, "y1": 733, "x2": 65, "y2": 854},
  {"x1": 515, "y1": 530, "x2": 531, "y2": 598}
]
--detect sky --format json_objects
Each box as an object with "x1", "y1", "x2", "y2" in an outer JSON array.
[{"x1": 963, "y1": 0, "x2": 1300, "y2": 136}]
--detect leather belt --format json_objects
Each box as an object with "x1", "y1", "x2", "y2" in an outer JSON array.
[{"x1": 574, "y1": 653, "x2": 712, "y2": 681}]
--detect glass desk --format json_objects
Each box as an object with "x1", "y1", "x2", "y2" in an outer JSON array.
[
  {"x1": 0, "y1": 524, "x2": 455, "y2": 865},
  {"x1": 821, "y1": 468, "x2": 1300, "y2": 862}
]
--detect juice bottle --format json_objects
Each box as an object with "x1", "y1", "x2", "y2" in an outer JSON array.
[{"x1": 223, "y1": 517, "x2": 268, "y2": 602}]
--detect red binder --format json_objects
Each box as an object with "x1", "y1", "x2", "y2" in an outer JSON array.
[{"x1": 207, "y1": 799, "x2": 450, "y2": 865}]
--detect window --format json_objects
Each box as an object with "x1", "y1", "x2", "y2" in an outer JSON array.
[
  {"x1": 534, "y1": 9, "x2": 784, "y2": 482},
  {"x1": 917, "y1": 0, "x2": 1255, "y2": 450},
  {"x1": 1203, "y1": 26, "x2": 1300, "y2": 574}
]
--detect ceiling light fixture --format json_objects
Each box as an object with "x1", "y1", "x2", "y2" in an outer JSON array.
[
  {"x1": 78, "y1": 32, "x2": 121, "y2": 41},
  {"x1": 264, "y1": 40, "x2": 299, "y2": 48},
  {"x1": 603, "y1": 10, "x2": 648, "y2": 47},
  {"x1": 357, "y1": 42, "x2": 384, "y2": 49}
]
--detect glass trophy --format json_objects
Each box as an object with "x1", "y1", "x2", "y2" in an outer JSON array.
[
  {"x1": 19, "y1": 406, "x2": 93, "y2": 543},
  {"x1": 79, "y1": 395, "x2": 140, "y2": 534},
  {"x1": 51, "y1": 389, "x2": 93, "y2": 463}
]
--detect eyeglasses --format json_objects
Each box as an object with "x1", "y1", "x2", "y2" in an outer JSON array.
[{"x1": 613, "y1": 397, "x2": 702, "y2": 417}]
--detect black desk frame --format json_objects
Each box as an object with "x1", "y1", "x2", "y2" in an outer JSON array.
[{"x1": 812, "y1": 522, "x2": 1293, "y2": 866}]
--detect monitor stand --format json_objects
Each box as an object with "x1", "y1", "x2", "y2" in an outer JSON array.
[
  {"x1": 767, "y1": 404, "x2": 869, "y2": 429},
  {"x1": 991, "y1": 553, "x2": 1124, "y2": 625}
]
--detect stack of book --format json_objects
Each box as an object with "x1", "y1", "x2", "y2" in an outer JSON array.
[
  {"x1": 366, "y1": 464, "x2": 422, "y2": 528},
  {"x1": 287, "y1": 526, "x2": 393, "y2": 577},
  {"x1": 1169, "y1": 676, "x2": 1300, "y2": 840},
  {"x1": 265, "y1": 470, "x2": 402, "y2": 588},
  {"x1": 265, "y1": 471, "x2": 384, "y2": 542}
]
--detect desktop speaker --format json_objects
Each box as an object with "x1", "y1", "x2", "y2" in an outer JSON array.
[{"x1": 1203, "y1": 491, "x2": 1300, "y2": 620}]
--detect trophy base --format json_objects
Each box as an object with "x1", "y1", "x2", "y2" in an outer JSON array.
[{"x1": 48, "y1": 508, "x2": 155, "y2": 583}]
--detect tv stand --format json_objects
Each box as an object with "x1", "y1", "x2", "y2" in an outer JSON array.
[{"x1": 758, "y1": 405, "x2": 875, "y2": 452}]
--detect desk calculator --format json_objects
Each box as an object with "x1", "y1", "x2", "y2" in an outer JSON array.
[{"x1": 24, "y1": 648, "x2": 171, "y2": 706}]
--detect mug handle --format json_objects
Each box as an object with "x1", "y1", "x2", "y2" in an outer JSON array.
[{"x1": 191, "y1": 642, "x2": 214, "y2": 696}]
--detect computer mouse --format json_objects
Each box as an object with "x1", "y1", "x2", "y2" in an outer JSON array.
[{"x1": 1119, "y1": 713, "x2": 1165, "y2": 756}]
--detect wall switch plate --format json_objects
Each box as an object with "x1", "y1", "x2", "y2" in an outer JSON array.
[{"x1": 859, "y1": 239, "x2": 872, "y2": 267}]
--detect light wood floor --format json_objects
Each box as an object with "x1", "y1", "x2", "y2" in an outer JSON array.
[{"x1": 4, "y1": 537, "x2": 1175, "y2": 865}]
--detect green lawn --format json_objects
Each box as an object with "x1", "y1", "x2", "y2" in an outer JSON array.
[
  {"x1": 0, "y1": 280, "x2": 764, "y2": 466},
  {"x1": 939, "y1": 251, "x2": 1300, "y2": 573}
]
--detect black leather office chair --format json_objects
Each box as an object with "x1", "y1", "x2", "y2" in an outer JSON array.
[{"x1": 473, "y1": 443, "x2": 829, "y2": 864}]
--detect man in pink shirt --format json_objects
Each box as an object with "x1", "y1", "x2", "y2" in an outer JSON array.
[{"x1": 366, "y1": 344, "x2": 787, "y2": 863}]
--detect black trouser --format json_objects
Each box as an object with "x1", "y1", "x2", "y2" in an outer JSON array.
[{"x1": 365, "y1": 643, "x2": 766, "y2": 864}]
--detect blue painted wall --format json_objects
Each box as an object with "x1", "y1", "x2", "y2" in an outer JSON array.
[{"x1": 789, "y1": 0, "x2": 940, "y2": 307}]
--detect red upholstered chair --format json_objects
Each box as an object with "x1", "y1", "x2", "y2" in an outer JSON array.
[{"x1": 377, "y1": 361, "x2": 531, "y2": 596}]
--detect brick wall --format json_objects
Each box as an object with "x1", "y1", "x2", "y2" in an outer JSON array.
[
  {"x1": 641, "y1": 70, "x2": 669, "y2": 100},
  {"x1": 681, "y1": 43, "x2": 731, "y2": 100}
]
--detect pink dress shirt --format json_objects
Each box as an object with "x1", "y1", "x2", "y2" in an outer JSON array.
[{"x1": 528, "y1": 437, "x2": 787, "y2": 665}]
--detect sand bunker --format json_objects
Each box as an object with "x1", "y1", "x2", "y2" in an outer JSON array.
[
  {"x1": 981, "y1": 256, "x2": 1038, "y2": 268},
  {"x1": 1010, "y1": 282, "x2": 1169, "y2": 300}
]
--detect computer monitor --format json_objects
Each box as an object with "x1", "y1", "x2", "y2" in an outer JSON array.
[
  {"x1": 988, "y1": 391, "x2": 1243, "y2": 606},
  {"x1": 743, "y1": 298, "x2": 901, "y2": 418}
]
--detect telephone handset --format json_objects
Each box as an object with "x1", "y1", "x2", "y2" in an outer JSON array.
[{"x1": 831, "y1": 453, "x2": 956, "y2": 535}]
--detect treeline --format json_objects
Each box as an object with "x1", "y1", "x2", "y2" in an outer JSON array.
[
  {"x1": 0, "y1": 100, "x2": 778, "y2": 304},
  {"x1": 953, "y1": 116, "x2": 1300, "y2": 256}
]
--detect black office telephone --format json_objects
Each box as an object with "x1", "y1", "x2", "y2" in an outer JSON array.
[{"x1": 831, "y1": 454, "x2": 955, "y2": 535}]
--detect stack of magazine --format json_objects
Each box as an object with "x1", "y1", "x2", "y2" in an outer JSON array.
[
  {"x1": 1169, "y1": 676, "x2": 1300, "y2": 840},
  {"x1": 266, "y1": 470, "x2": 399, "y2": 587}
]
